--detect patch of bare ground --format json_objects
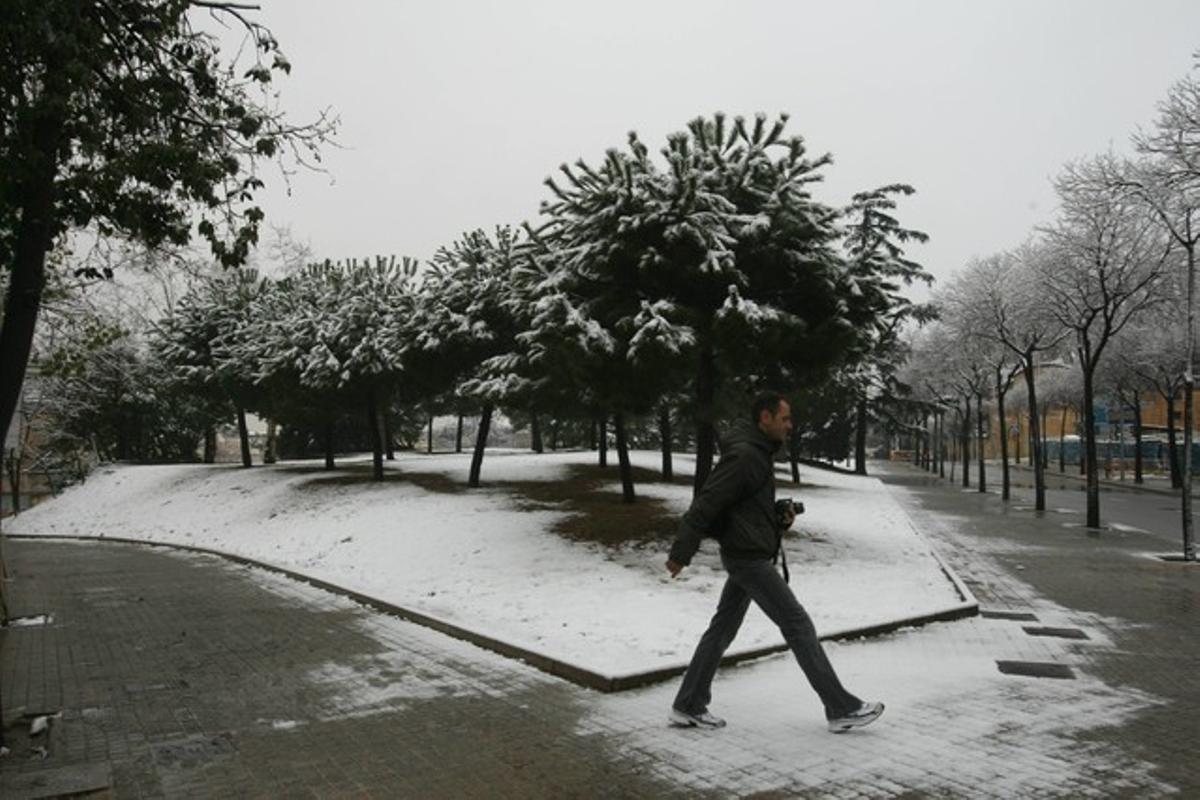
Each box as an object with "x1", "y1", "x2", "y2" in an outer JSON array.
[
  {"x1": 497, "y1": 463, "x2": 689, "y2": 548},
  {"x1": 292, "y1": 464, "x2": 466, "y2": 494},
  {"x1": 285, "y1": 458, "x2": 689, "y2": 548}
]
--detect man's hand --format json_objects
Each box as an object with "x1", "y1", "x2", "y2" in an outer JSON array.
[
  {"x1": 781, "y1": 506, "x2": 796, "y2": 530},
  {"x1": 666, "y1": 559, "x2": 684, "y2": 578}
]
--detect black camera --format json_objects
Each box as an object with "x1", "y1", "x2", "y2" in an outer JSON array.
[{"x1": 775, "y1": 498, "x2": 804, "y2": 527}]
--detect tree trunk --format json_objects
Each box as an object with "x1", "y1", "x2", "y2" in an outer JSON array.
[
  {"x1": 6, "y1": 451, "x2": 20, "y2": 517},
  {"x1": 367, "y1": 388, "x2": 384, "y2": 481},
  {"x1": 0, "y1": 99, "x2": 63, "y2": 455},
  {"x1": 1183, "y1": 243, "x2": 1195, "y2": 561},
  {"x1": 1166, "y1": 393, "x2": 1182, "y2": 489},
  {"x1": 1060, "y1": 406, "x2": 1069, "y2": 473},
  {"x1": 1041, "y1": 405, "x2": 1050, "y2": 472},
  {"x1": 468, "y1": 404, "x2": 494, "y2": 487},
  {"x1": 1022, "y1": 356, "x2": 1046, "y2": 511},
  {"x1": 427, "y1": 416, "x2": 434, "y2": 454},
  {"x1": 926, "y1": 413, "x2": 935, "y2": 472},
  {"x1": 918, "y1": 415, "x2": 927, "y2": 470},
  {"x1": 912, "y1": 413, "x2": 921, "y2": 467},
  {"x1": 961, "y1": 403, "x2": 970, "y2": 489},
  {"x1": 1077, "y1": 404, "x2": 1087, "y2": 476},
  {"x1": 855, "y1": 398, "x2": 868, "y2": 475},
  {"x1": 1133, "y1": 401, "x2": 1144, "y2": 484},
  {"x1": 530, "y1": 411, "x2": 543, "y2": 453},
  {"x1": 599, "y1": 417, "x2": 608, "y2": 467},
  {"x1": 926, "y1": 415, "x2": 934, "y2": 472},
  {"x1": 789, "y1": 432, "x2": 800, "y2": 484},
  {"x1": 264, "y1": 418, "x2": 278, "y2": 464},
  {"x1": 659, "y1": 407, "x2": 673, "y2": 480},
  {"x1": 614, "y1": 412, "x2": 635, "y2": 503},
  {"x1": 456, "y1": 414, "x2": 464, "y2": 454},
  {"x1": 975, "y1": 393, "x2": 986, "y2": 493},
  {"x1": 930, "y1": 411, "x2": 938, "y2": 473},
  {"x1": 693, "y1": 415, "x2": 717, "y2": 491},
  {"x1": 384, "y1": 413, "x2": 395, "y2": 460},
  {"x1": 116, "y1": 418, "x2": 130, "y2": 461},
  {"x1": 949, "y1": 426, "x2": 957, "y2": 482},
  {"x1": 324, "y1": 422, "x2": 336, "y2": 470},
  {"x1": 236, "y1": 405, "x2": 252, "y2": 468},
  {"x1": 917, "y1": 417, "x2": 927, "y2": 470},
  {"x1": 937, "y1": 411, "x2": 945, "y2": 478},
  {"x1": 0, "y1": 512, "x2": 9, "y2": 616},
  {"x1": 550, "y1": 418, "x2": 560, "y2": 451},
  {"x1": 1014, "y1": 413, "x2": 1021, "y2": 466},
  {"x1": 203, "y1": 425, "x2": 217, "y2": 464},
  {"x1": 1082, "y1": 366, "x2": 1101, "y2": 529},
  {"x1": 996, "y1": 369, "x2": 1010, "y2": 501},
  {"x1": 693, "y1": 344, "x2": 718, "y2": 494},
  {"x1": 937, "y1": 414, "x2": 943, "y2": 472}
]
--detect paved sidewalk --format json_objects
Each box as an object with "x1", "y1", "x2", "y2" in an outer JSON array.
[
  {"x1": 1000, "y1": 460, "x2": 1199, "y2": 497},
  {"x1": 876, "y1": 463, "x2": 1200, "y2": 796},
  {"x1": 0, "y1": 540, "x2": 691, "y2": 799},
  {"x1": 1, "y1": 463, "x2": 1196, "y2": 797}
]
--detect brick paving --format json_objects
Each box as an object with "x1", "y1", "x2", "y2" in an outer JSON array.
[
  {"x1": 880, "y1": 464, "x2": 1200, "y2": 797},
  {"x1": 0, "y1": 541, "x2": 699, "y2": 799},
  {"x1": 1, "y1": 461, "x2": 1197, "y2": 798}
]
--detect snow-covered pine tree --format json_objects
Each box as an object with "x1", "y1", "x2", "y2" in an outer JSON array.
[
  {"x1": 412, "y1": 227, "x2": 544, "y2": 487},
  {"x1": 538, "y1": 112, "x2": 881, "y2": 493},
  {"x1": 242, "y1": 256, "x2": 413, "y2": 478},
  {"x1": 156, "y1": 269, "x2": 269, "y2": 466},
  {"x1": 838, "y1": 184, "x2": 934, "y2": 475},
  {"x1": 533, "y1": 141, "x2": 707, "y2": 502}
]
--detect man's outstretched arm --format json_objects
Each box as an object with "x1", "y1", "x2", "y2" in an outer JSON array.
[{"x1": 665, "y1": 450, "x2": 751, "y2": 575}]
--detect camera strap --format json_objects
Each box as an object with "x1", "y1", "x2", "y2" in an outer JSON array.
[{"x1": 752, "y1": 463, "x2": 790, "y2": 584}]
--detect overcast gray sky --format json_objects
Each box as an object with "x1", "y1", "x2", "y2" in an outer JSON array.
[{"x1": 246, "y1": 0, "x2": 1200, "y2": 295}]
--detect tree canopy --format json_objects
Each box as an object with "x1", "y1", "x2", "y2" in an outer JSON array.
[{"x1": 0, "y1": 0, "x2": 335, "y2": 451}]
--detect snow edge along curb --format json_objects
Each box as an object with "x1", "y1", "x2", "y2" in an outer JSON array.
[{"x1": 7, "y1": 533, "x2": 978, "y2": 693}]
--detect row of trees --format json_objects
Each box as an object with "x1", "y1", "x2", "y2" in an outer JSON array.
[
  {"x1": 904, "y1": 55, "x2": 1200, "y2": 561},
  {"x1": 0, "y1": 6, "x2": 929, "y2": 519},
  {"x1": 138, "y1": 112, "x2": 930, "y2": 501}
]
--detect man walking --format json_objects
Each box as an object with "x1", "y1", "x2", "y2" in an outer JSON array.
[{"x1": 666, "y1": 391, "x2": 884, "y2": 733}]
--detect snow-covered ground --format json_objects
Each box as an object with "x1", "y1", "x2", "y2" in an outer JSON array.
[{"x1": 8, "y1": 449, "x2": 969, "y2": 678}]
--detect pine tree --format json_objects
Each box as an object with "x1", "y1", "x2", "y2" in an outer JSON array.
[
  {"x1": 839, "y1": 185, "x2": 934, "y2": 475},
  {"x1": 157, "y1": 269, "x2": 268, "y2": 467},
  {"x1": 411, "y1": 228, "x2": 532, "y2": 486}
]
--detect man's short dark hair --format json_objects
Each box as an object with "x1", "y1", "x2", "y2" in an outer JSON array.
[{"x1": 750, "y1": 391, "x2": 787, "y2": 422}]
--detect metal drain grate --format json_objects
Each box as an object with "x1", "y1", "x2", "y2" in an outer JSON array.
[
  {"x1": 1022, "y1": 626, "x2": 1090, "y2": 640},
  {"x1": 996, "y1": 660, "x2": 1075, "y2": 679}
]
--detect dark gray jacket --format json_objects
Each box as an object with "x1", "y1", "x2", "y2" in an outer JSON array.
[{"x1": 668, "y1": 420, "x2": 781, "y2": 566}]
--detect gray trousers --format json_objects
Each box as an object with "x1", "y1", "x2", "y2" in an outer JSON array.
[{"x1": 673, "y1": 555, "x2": 862, "y2": 720}]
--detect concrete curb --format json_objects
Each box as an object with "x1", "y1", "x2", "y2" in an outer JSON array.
[{"x1": 7, "y1": 533, "x2": 978, "y2": 693}]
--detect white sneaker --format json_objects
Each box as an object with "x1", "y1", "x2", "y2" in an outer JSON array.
[
  {"x1": 827, "y1": 701, "x2": 884, "y2": 733},
  {"x1": 669, "y1": 708, "x2": 727, "y2": 729}
]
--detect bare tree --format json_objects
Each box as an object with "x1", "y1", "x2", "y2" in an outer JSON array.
[
  {"x1": 931, "y1": 277, "x2": 1008, "y2": 494},
  {"x1": 1114, "y1": 63, "x2": 1200, "y2": 559},
  {"x1": 951, "y1": 247, "x2": 1068, "y2": 508},
  {"x1": 1120, "y1": 274, "x2": 1189, "y2": 487},
  {"x1": 1103, "y1": 326, "x2": 1158, "y2": 484},
  {"x1": 897, "y1": 331, "x2": 953, "y2": 478},
  {"x1": 918, "y1": 310, "x2": 991, "y2": 491},
  {"x1": 1039, "y1": 156, "x2": 1173, "y2": 528}
]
